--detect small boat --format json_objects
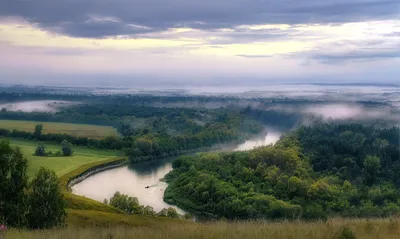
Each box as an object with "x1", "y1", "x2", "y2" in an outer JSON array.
[{"x1": 145, "y1": 186, "x2": 150, "y2": 189}]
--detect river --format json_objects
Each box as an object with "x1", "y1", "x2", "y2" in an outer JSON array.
[{"x1": 71, "y1": 129, "x2": 282, "y2": 215}]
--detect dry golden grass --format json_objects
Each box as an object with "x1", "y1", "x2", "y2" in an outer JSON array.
[
  {"x1": 7, "y1": 217, "x2": 400, "y2": 239},
  {"x1": 0, "y1": 119, "x2": 119, "y2": 139}
]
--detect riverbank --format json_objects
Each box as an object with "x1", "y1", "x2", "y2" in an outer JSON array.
[
  {"x1": 64, "y1": 158, "x2": 128, "y2": 191},
  {"x1": 66, "y1": 130, "x2": 282, "y2": 216},
  {"x1": 58, "y1": 157, "x2": 126, "y2": 213}
]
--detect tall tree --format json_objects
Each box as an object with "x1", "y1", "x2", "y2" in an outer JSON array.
[
  {"x1": 0, "y1": 140, "x2": 28, "y2": 227},
  {"x1": 61, "y1": 140, "x2": 73, "y2": 156},
  {"x1": 34, "y1": 124, "x2": 43, "y2": 139},
  {"x1": 27, "y1": 168, "x2": 66, "y2": 229}
]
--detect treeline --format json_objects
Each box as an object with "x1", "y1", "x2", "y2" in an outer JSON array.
[
  {"x1": 126, "y1": 111, "x2": 263, "y2": 163},
  {"x1": 0, "y1": 110, "x2": 119, "y2": 127},
  {"x1": 164, "y1": 123, "x2": 400, "y2": 220},
  {"x1": 104, "y1": 192, "x2": 186, "y2": 219},
  {"x1": 0, "y1": 128, "x2": 127, "y2": 150}
]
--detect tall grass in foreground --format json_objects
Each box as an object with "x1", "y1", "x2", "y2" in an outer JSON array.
[{"x1": 8, "y1": 218, "x2": 400, "y2": 239}]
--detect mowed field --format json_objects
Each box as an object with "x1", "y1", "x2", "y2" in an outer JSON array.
[
  {"x1": 7, "y1": 138, "x2": 118, "y2": 179},
  {"x1": 0, "y1": 119, "x2": 119, "y2": 139}
]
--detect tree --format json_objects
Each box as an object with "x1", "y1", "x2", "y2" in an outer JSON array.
[
  {"x1": 363, "y1": 155, "x2": 381, "y2": 185},
  {"x1": 34, "y1": 141, "x2": 46, "y2": 156},
  {"x1": 109, "y1": 191, "x2": 142, "y2": 214},
  {"x1": 61, "y1": 140, "x2": 73, "y2": 156},
  {"x1": 27, "y1": 168, "x2": 66, "y2": 229},
  {"x1": 143, "y1": 206, "x2": 157, "y2": 216},
  {"x1": 0, "y1": 140, "x2": 28, "y2": 227},
  {"x1": 34, "y1": 124, "x2": 43, "y2": 138},
  {"x1": 157, "y1": 207, "x2": 179, "y2": 218}
]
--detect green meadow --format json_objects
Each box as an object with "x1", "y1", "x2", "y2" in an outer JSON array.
[{"x1": 7, "y1": 138, "x2": 118, "y2": 179}]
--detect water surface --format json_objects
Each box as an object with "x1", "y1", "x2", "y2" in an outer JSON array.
[{"x1": 72, "y1": 129, "x2": 283, "y2": 214}]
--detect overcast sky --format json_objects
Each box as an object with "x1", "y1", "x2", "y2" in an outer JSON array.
[{"x1": 0, "y1": 0, "x2": 399, "y2": 86}]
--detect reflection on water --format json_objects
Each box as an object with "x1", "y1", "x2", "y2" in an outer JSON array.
[
  {"x1": 233, "y1": 130, "x2": 282, "y2": 151},
  {"x1": 72, "y1": 157, "x2": 186, "y2": 214},
  {"x1": 72, "y1": 128, "x2": 282, "y2": 215}
]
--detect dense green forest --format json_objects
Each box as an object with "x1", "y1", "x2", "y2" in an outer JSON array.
[{"x1": 165, "y1": 123, "x2": 400, "y2": 220}]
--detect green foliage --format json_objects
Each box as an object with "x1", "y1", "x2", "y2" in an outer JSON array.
[
  {"x1": 157, "y1": 207, "x2": 180, "y2": 218},
  {"x1": 165, "y1": 123, "x2": 400, "y2": 220},
  {"x1": 34, "y1": 141, "x2": 46, "y2": 156},
  {"x1": 108, "y1": 192, "x2": 143, "y2": 215},
  {"x1": 363, "y1": 156, "x2": 381, "y2": 185},
  {"x1": 107, "y1": 192, "x2": 179, "y2": 218},
  {"x1": 143, "y1": 206, "x2": 157, "y2": 217},
  {"x1": 34, "y1": 124, "x2": 43, "y2": 138},
  {"x1": 0, "y1": 140, "x2": 66, "y2": 229},
  {"x1": 0, "y1": 99, "x2": 264, "y2": 160},
  {"x1": 27, "y1": 168, "x2": 66, "y2": 229},
  {"x1": 0, "y1": 140, "x2": 28, "y2": 227},
  {"x1": 61, "y1": 140, "x2": 73, "y2": 156}
]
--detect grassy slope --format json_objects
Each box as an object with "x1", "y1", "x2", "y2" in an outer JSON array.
[
  {"x1": 0, "y1": 119, "x2": 119, "y2": 139},
  {"x1": 4, "y1": 138, "x2": 188, "y2": 232},
  {"x1": 8, "y1": 138, "x2": 118, "y2": 179},
  {"x1": 8, "y1": 218, "x2": 400, "y2": 239}
]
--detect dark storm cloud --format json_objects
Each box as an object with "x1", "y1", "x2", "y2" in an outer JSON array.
[{"x1": 0, "y1": 0, "x2": 399, "y2": 38}]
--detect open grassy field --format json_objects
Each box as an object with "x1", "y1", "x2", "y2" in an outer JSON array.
[
  {"x1": 7, "y1": 138, "x2": 118, "y2": 179},
  {"x1": 7, "y1": 217, "x2": 400, "y2": 239},
  {"x1": 0, "y1": 119, "x2": 119, "y2": 139}
]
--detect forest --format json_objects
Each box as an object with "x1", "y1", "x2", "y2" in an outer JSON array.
[{"x1": 165, "y1": 123, "x2": 400, "y2": 220}]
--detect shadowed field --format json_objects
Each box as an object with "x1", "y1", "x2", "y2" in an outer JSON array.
[{"x1": 0, "y1": 119, "x2": 119, "y2": 139}]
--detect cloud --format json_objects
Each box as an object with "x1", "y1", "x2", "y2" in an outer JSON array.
[
  {"x1": 236, "y1": 54, "x2": 274, "y2": 58},
  {"x1": 313, "y1": 50, "x2": 400, "y2": 63},
  {"x1": 292, "y1": 37, "x2": 400, "y2": 64},
  {"x1": 0, "y1": 0, "x2": 399, "y2": 38}
]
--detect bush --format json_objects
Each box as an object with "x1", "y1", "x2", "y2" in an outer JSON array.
[
  {"x1": 336, "y1": 227, "x2": 356, "y2": 239},
  {"x1": 61, "y1": 140, "x2": 73, "y2": 156}
]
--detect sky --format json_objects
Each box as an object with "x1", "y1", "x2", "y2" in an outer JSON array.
[{"x1": 0, "y1": 0, "x2": 399, "y2": 87}]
